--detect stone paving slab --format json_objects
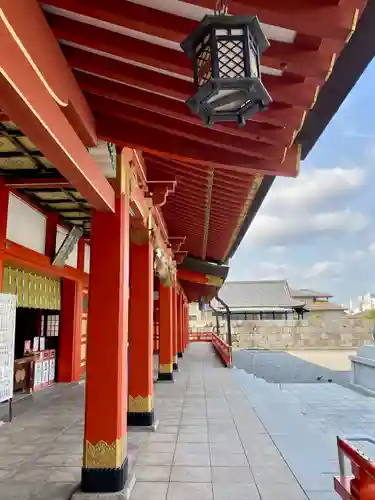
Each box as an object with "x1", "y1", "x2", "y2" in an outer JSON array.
[
  {"x1": 1, "y1": 343, "x2": 368, "y2": 499},
  {"x1": 132, "y1": 344, "x2": 310, "y2": 500}
]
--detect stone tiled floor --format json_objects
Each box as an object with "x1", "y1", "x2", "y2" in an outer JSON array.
[
  {"x1": 133, "y1": 345, "x2": 310, "y2": 500},
  {"x1": 0, "y1": 383, "x2": 149, "y2": 499},
  {"x1": 1, "y1": 344, "x2": 372, "y2": 499}
]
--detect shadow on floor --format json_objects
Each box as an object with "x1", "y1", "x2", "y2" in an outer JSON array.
[{"x1": 233, "y1": 349, "x2": 351, "y2": 386}]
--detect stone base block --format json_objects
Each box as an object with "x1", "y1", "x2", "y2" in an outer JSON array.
[
  {"x1": 350, "y1": 346, "x2": 375, "y2": 391},
  {"x1": 127, "y1": 410, "x2": 154, "y2": 427},
  {"x1": 158, "y1": 372, "x2": 174, "y2": 382},
  {"x1": 71, "y1": 473, "x2": 136, "y2": 500}
]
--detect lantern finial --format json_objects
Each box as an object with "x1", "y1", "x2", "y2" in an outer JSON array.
[{"x1": 214, "y1": 0, "x2": 229, "y2": 16}]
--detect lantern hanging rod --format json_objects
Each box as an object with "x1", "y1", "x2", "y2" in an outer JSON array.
[{"x1": 214, "y1": 0, "x2": 230, "y2": 16}]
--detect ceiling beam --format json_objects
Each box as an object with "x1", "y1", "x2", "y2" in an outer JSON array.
[
  {"x1": 185, "y1": 0, "x2": 362, "y2": 40},
  {"x1": 85, "y1": 93, "x2": 286, "y2": 161},
  {"x1": 47, "y1": 12, "x2": 335, "y2": 81},
  {"x1": 63, "y1": 45, "x2": 318, "y2": 108},
  {"x1": 76, "y1": 71, "x2": 302, "y2": 139},
  {"x1": 148, "y1": 165, "x2": 252, "y2": 195},
  {"x1": 41, "y1": 0, "x2": 361, "y2": 44},
  {"x1": 4, "y1": 177, "x2": 71, "y2": 189},
  {"x1": 5, "y1": 0, "x2": 96, "y2": 147},
  {"x1": 96, "y1": 113, "x2": 300, "y2": 176},
  {"x1": 0, "y1": 11, "x2": 115, "y2": 212}
]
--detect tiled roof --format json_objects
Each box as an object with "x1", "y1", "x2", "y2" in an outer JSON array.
[
  {"x1": 213, "y1": 280, "x2": 305, "y2": 310},
  {"x1": 291, "y1": 288, "x2": 333, "y2": 298}
]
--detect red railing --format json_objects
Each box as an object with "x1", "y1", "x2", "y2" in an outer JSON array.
[
  {"x1": 212, "y1": 333, "x2": 232, "y2": 367},
  {"x1": 334, "y1": 437, "x2": 375, "y2": 499},
  {"x1": 189, "y1": 330, "x2": 232, "y2": 367},
  {"x1": 189, "y1": 330, "x2": 212, "y2": 342}
]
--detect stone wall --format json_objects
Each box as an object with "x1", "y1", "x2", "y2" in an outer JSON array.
[{"x1": 220, "y1": 318, "x2": 373, "y2": 350}]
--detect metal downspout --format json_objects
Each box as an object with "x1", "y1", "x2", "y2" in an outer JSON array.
[{"x1": 214, "y1": 294, "x2": 233, "y2": 367}]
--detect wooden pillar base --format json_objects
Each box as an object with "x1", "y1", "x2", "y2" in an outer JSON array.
[
  {"x1": 82, "y1": 459, "x2": 128, "y2": 493},
  {"x1": 158, "y1": 372, "x2": 174, "y2": 382},
  {"x1": 173, "y1": 355, "x2": 179, "y2": 371},
  {"x1": 128, "y1": 409, "x2": 154, "y2": 427}
]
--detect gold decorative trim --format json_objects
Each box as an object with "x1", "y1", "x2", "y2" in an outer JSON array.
[
  {"x1": 128, "y1": 395, "x2": 153, "y2": 413},
  {"x1": 346, "y1": 8, "x2": 360, "y2": 43},
  {"x1": 281, "y1": 146, "x2": 288, "y2": 163},
  {"x1": 206, "y1": 275, "x2": 224, "y2": 287},
  {"x1": 84, "y1": 437, "x2": 126, "y2": 469},
  {"x1": 310, "y1": 86, "x2": 320, "y2": 110},
  {"x1": 159, "y1": 363, "x2": 173, "y2": 374},
  {"x1": 325, "y1": 53, "x2": 337, "y2": 82}
]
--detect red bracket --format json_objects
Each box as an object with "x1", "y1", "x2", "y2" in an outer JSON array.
[
  {"x1": 168, "y1": 236, "x2": 186, "y2": 253},
  {"x1": 147, "y1": 181, "x2": 177, "y2": 208},
  {"x1": 174, "y1": 251, "x2": 188, "y2": 264}
]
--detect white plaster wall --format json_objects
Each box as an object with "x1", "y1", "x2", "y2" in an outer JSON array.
[
  {"x1": 6, "y1": 194, "x2": 46, "y2": 254},
  {"x1": 84, "y1": 243, "x2": 90, "y2": 274},
  {"x1": 55, "y1": 225, "x2": 78, "y2": 268}
]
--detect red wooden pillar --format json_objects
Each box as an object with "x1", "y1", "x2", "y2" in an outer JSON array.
[
  {"x1": 0, "y1": 183, "x2": 9, "y2": 291},
  {"x1": 128, "y1": 239, "x2": 154, "y2": 426},
  {"x1": 158, "y1": 281, "x2": 174, "y2": 381},
  {"x1": 184, "y1": 300, "x2": 189, "y2": 348},
  {"x1": 58, "y1": 279, "x2": 83, "y2": 382},
  {"x1": 81, "y1": 168, "x2": 130, "y2": 493},
  {"x1": 172, "y1": 283, "x2": 179, "y2": 371},
  {"x1": 177, "y1": 291, "x2": 184, "y2": 358}
]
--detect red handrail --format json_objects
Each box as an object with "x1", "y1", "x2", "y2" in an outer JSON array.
[
  {"x1": 189, "y1": 331, "x2": 212, "y2": 342},
  {"x1": 334, "y1": 437, "x2": 375, "y2": 499},
  {"x1": 212, "y1": 333, "x2": 232, "y2": 367}
]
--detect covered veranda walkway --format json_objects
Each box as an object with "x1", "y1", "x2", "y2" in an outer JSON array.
[{"x1": 0, "y1": 343, "x2": 310, "y2": 500}]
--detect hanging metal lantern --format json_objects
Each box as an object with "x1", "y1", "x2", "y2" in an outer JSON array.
[{"x1": 181, "y1": 15, "x2": 272, "y2": 126}]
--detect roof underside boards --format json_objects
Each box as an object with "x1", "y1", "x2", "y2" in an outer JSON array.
[
  {"x1": 0, "y1": 0, "x2": 368, "y2": 304},
  {"x1": 213, "y1": 280, "x2": 305, "y2": 309},
  {"x1": 33, "y1": 0, "x2": 365, "y2": 264}
]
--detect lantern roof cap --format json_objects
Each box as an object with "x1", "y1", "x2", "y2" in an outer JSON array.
[{"x1": 181, "y1": 15, "x2": 270, "y2": 59}]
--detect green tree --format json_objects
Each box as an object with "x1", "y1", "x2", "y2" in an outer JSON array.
[{"x1": 366, "y1": 309, "x2": 375, "y2": 324}]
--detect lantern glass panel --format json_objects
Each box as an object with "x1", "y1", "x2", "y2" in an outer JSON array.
[
  {"x1": 197, "y1": 35, "x2": 213, "y2": 86},
  {"x1": 215, "y1": 29, "x2": 246, "y2": 79},
  {"x1": 248, "y1": 38, "x2": 259, "y2": 78},
  {"x1": 207, "y1": 89, "x2": 247, "y2": 112}
]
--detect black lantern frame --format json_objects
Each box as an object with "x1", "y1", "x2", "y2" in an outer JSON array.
[{"x1": 181, "y1": 15, "x2": 272, "y2": 126}]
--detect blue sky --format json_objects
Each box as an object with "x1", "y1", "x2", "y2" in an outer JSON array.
[{"x1": 228, "y1": 58, "x2": 375, "y2": 308}]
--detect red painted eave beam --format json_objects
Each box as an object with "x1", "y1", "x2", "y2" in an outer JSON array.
[
  {"x1": 85, "y1": 93, "x2": 285, "y2": 161},
  {"x1": 184, "y1": 0, "x2": 362, "y2": 40},
  {"x1": 63, "y1": 45, "x2": 318, "y2": 109},
  {"x1": 41, "y1": 0, "x2": 362, "y2": 44},
  {"x1": 76, "y1": 72, "x2": 300, "y2": 141},
  {"x1": 96, "y1": 113, "x2": 300, "y2": 176},
  {"x1": 47, "y1": 12, "x2": 335, "y2": 81},
  {"x1": 4, "y1": 0, "x2": 96, "y2": 147},
  {"x1": 0, "y1": 2, "x2": 115, "y2": 212}
]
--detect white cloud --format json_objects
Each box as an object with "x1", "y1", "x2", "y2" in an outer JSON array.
[
  {"x1": 302, "y1": 261, "x2": 343, "y2": 280},
  {"x1": 369, "y1": 242, "x2": 375, "y2": 255},
  {"x1": 262, "y1": 167, "x2": 366, "y2": 215},
  {"x1": 269, "y1": 246, "x2": 286, "y2": 254},
  {"x1": 247, "y1": 209, "x2": 368, "y2": 247}
]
